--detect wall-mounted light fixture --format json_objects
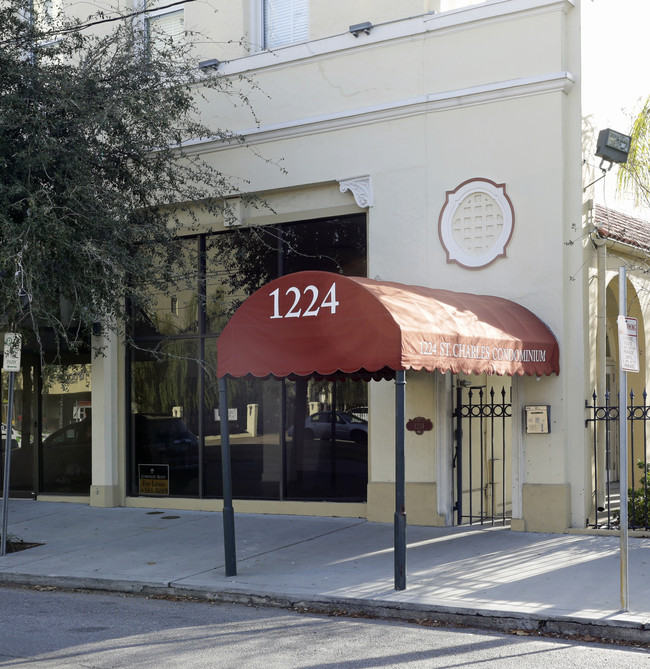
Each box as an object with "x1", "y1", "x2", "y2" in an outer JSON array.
[
  {"x1": 199, "y1": 58, "x2": 220, "y2": 70},
  {"x1": 349, "y1": 21, "x2": 372, "y2": 37},
  {"x1": 584, "y1": 128, "x2": 633, "y2": 192},
  {"x1": 595, "y1": 128, "x2": 631, "y2": 169}
]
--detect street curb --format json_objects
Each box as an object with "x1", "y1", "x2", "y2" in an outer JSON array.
[{"x1": 1, "y1": 572, "x2": 648, "y2": 646}]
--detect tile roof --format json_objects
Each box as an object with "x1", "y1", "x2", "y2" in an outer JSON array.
[{"x1": 593, "y1": 203, "x2": 650, "y2": 253}]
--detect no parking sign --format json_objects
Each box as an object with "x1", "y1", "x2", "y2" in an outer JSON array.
[{"x1": 617, "y1": 316, "x2": 640, "y2": 373}]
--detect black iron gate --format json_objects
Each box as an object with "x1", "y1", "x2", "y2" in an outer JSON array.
[
  {"x1": 453, "y1": 384, "x2": 512, "y2": 525},
  {"x1": 585, "y1": 389, "x2": 650, "y2": 530}
]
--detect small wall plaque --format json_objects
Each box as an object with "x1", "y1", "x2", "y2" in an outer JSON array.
[
  {"x1": 524, "y1": 405, "x2": 550, "y2": 434},
  {"x1": 406, "y1": 417, "x2": 433, "y2": 435}
]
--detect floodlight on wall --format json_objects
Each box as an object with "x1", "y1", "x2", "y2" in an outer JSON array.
[
  {"x1": 595, "y1": 128, "x2": 631, "y2": 169},
  {"x1": 199, "y1": 58, "x2": 220, "y2": 70},
  {"x1": 349, "y1": 22, "x2": 372, "y2": 37},
  {"x1": 584, "y1": 127, "x2": 633, "y2": 191}
]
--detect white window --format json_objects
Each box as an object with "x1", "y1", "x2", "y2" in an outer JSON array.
[
  {"x1": 145, "y1": 2, "x2": 185, "y2": 57},
  {"x1": 263, "y1": 0, "x2": 308, "y2": 49}
]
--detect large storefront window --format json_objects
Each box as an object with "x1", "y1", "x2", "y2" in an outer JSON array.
[
  {"x1": 41, "y1": 362, "x2": 92, "y2": 494},
  {"x1": 2, "y1": 355, "x2": 39, "y2": 496},
  {"x1": 284, "y1": 378, "x2": 368, "y2": 500},
  {"x1": 2, "y1": 355, "x2": 92, "y2": 496},
  {"x1": 199, "y1": 376, "x2": 368, "y2": 501},
  {"x1": 130, "y1": 339, "x2": 199, "y2": 496},
  {"x1": 129, "y1": 214, "x2": 367, "y2": 501}
]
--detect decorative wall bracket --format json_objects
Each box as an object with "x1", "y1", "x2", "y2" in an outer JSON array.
[{"x1": 339, "y1": 175, "x2": 374, "y2": 208}]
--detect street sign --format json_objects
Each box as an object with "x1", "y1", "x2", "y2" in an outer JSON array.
[
  {"x1": 2, "y1": 333, "x2": 21, "y2": 372},
  {"x1": 617, "y1": 316, "x2": 639, "y2": 373}
]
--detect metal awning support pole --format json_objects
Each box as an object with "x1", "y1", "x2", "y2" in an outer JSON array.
[
  {"x1": 218, "y1": 376, "x2": 237, "y2": 576},
  {"x1": 394, "y1": 369, "x2": 406, "y2": 590},
  {"x1": 618, "y1": 267, "x2": 629, "y2": 611}
]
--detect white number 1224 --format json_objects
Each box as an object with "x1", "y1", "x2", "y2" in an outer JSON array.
[{"x1": 269, "y1": 283, "x2": 339, "y2": 319}]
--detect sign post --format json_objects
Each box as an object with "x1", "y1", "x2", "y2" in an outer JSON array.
[
  {"x1": 617, "y1": 268, "x2": 634, "y2": 612},
  {"x1": 2, "y1": 333, "x2": 21, "y2": 557},
  {"x1": 218, "y1": 377, "x2": 236, "y2": 577}
]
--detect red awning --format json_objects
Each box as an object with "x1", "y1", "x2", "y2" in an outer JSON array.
[{"x1": 216, "y1": 271, "x2": 559, "y2": 379}]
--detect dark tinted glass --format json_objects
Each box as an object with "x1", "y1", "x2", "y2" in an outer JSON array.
[
  {"x1": 130, "y1": 339, "x2": 199, "y2": 496},
  {"x1": 129, "y1": 214, "x2": 367, "y2": 501},
  {"x1": 40, "y1": 361, "x2": 92, "y2": 494},
  {"x1": 132, "y1": 237, "x2": 199, "y2": 337}
]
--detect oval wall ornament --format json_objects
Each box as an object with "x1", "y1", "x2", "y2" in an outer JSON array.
[{"x1": 438, "y1": 178, "x2": 515, "y2": 269}]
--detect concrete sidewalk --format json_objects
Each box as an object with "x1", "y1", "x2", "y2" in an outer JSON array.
[{"x1": 1, "y1": 500, "x2": 649, "y2": 643}]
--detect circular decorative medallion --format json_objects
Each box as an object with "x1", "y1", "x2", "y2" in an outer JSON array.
[{"x1": 438, "y1": 178, "x2": 515, "y2": 269}]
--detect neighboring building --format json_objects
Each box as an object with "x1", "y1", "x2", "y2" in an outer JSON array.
[{"x1": 5, "y1": 0, "x2": 650, "y2": 534}]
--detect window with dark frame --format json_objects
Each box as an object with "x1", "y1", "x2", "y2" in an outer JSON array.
[{"x1": 128, "y1": 214, "x2": 368, "y2": 502}]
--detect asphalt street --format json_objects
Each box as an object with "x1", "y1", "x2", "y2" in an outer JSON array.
[{"x1": 0, "y1": 500, "x2": 649, "y2": 646}]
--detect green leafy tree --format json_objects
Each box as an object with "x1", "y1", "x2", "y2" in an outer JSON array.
[
  {"x1": 0, "y1": 0, "x2": 255, "y2": 360},
  {"x1": 617, "y1": 96, "x2": 650, "y2": 207}
]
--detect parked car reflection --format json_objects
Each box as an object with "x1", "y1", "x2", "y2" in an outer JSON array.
[
  {"x1": 288, "y1": 411, "x2": 368, "y2": 444},
  {"x1": 41, "y1": 418, "x2": 92, "y2": 492},
  {"x1": 37, "y1": 414, "x2": 200, "y2": 495},
  {"x1": 1, "y1": 423, "x2": 21, "y2": 450},
  {"x1": 134, "y1": 415, "x2": 198, "y2": 468},
  {"x1": 347, "y1": 407, "x2": 368, "y2": 421}
]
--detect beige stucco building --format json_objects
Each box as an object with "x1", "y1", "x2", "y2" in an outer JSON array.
[{"x1": 8, "y1": 0, "x2": 650, "y2": 536}]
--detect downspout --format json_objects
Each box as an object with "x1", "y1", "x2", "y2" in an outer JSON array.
[
  {"x1": 588, "y1": 198, "x2": 608, "y2": 520},
  {"x1": 596, "y1": 237, "x2": 607, "y2": 515}
]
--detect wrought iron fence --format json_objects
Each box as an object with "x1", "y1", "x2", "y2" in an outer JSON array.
[{"x1": 585, "y1": 389, "x2": 650, "y2": 530}]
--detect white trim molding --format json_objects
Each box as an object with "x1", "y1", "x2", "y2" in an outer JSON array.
[
  {"x1": 338, "y1": 176, "x2": 374, "y2": 208},
  {"x1": 184, "y1": 72, "x2": 574, "y2": 155}
]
